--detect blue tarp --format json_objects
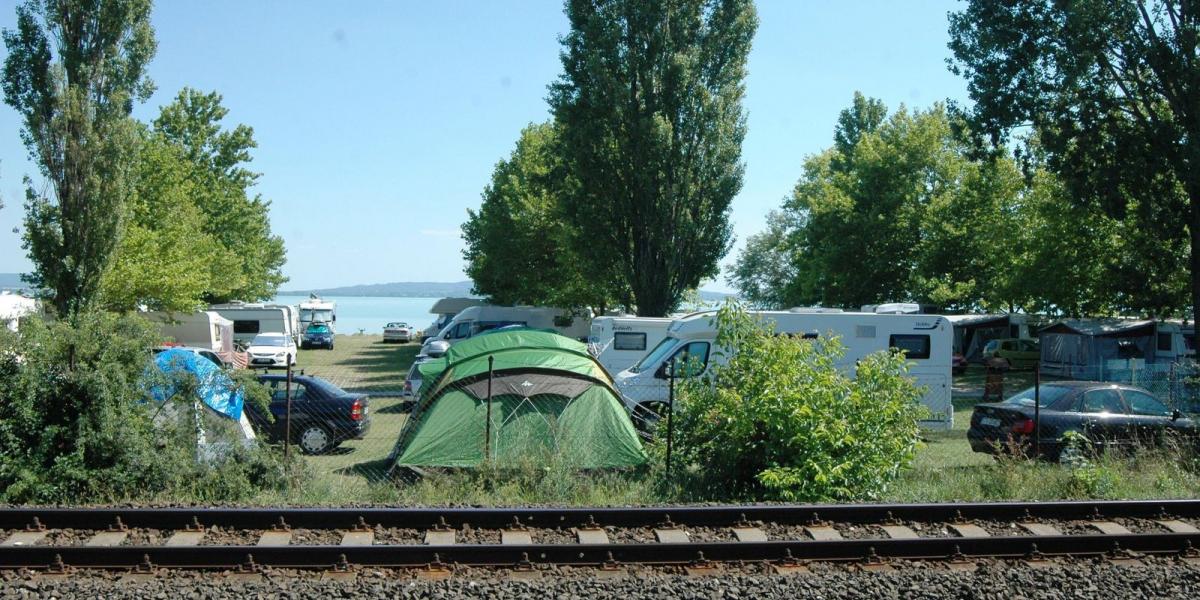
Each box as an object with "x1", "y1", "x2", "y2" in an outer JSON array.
[{"x1": 149, "y1": 349, "x2": 244, "y2": 421}]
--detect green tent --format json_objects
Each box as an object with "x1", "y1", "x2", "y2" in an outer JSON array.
[{"x1": 389, "y1": 329, "x2": 646, "y2": 470}]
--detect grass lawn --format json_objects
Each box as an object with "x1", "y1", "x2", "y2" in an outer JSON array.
[{"x1": 295, "y1": 334, "x2": 420, "y2": 393}]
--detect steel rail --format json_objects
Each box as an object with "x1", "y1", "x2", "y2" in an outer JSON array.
[
  {"x1": 1, "y1": 499, "x2": 1198, "y2": 530},
  {"x1": 0, "y1": 533, "x2": 1198, "y2": 570}
]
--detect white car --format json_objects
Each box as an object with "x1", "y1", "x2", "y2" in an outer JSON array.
[
  {"x1": 383, "y1": 322, "x2": 414, "y2": 343},
  {"x1": 246, "y1": 333, "x2": 298, "y2": 368}
]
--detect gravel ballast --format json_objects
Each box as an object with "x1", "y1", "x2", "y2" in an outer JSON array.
[{"x1": 3, "y1": 560, "x2": 1200, "y2": 599}]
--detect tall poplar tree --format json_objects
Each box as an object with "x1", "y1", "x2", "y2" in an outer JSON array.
[
  {"x1": 2, "y1": 0, "x2": 156, "y2": 315},
  {"x1": 549, "y1": 0, "x2": 757, "y2": 316}
]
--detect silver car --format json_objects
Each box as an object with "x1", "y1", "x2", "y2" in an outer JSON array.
[{"x1": 383, "y1": 322, "x2": 413, "y2": 343}]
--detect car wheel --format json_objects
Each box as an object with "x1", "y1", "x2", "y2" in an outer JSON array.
[{"x1": 297, "y1": 424, "x2": 333, "y2": 454}]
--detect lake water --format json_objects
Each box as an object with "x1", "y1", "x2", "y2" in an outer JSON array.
[{"x1": 271, "y1": 295, "x2": 439, "y2": 335}]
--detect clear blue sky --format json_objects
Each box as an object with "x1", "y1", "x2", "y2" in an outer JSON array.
[{"x1": 0, "y1": 0, "x2": 968, "y2": 293}]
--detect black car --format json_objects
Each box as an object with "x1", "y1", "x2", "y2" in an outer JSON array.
[
  {"x1": 968, "y1": 381, "x2": 1197, "y2": 461},
  {"x1": 248, "y1": 374, "x2": 370, "y2": 454},
  {"x1": 301, "y1": 322, "x2": 334, "y2": 350}
]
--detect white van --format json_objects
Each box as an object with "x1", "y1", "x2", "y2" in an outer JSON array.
[
  {"x1": 588, "y1": 316, "x2": 674, "y2": 375},
  {"x1": 614, "y1": 310, "x2": 954, "y2": 430},
  {"x1": 208, "y1": 303, "x2": 296, "y2": 347},
  {"x1": 422, "y1": 297, "x2": 488, "y2": 342},
  {"x1": 419, "y1": 305, "x2": 592, "y2": 356}
]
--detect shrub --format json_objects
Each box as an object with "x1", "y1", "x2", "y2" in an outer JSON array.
[
  {"x1": 0, "y1": 309, "x2": 302, "y2": 503},
  {"x1": 663, "y1": 301, "x2": 925, "y2": 501}
]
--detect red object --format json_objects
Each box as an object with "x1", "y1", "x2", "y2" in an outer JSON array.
[
  {"x1": 1011, "y1": 418, "x2": 1035, "y2": 435},
  {"x1": 350, "y1": 399, "x2": 364, "y2": 421}
]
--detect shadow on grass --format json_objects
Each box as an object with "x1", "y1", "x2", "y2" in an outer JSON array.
[
  {"x1": 377, "y1": 400, "x2": 414, "y2": 414},
  {"x1": 336, "y1": 457, "x2": 395, "y2": 484}
]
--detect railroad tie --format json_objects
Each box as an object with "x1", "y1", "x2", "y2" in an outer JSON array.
[
  {"x1": 804, "y1": 526, "x2": 842, "y2": 541},
  {"x1": 575, "y1": 528, "x2": 609, "y2": 544},
  {"x1": 339, "y1": 531, "x2": 374, "y2": 546},
  {"x1": 947, "y1": 523, "x2": 990, "y2": 538},
  {"x1": 1, "y1": 532, "x2": 47, "y2": 547},
  {"x1": 1018, "y1": 523, "x2": 1061, "y2": 536},
  {"x1": 654, "y1": 515, "x2": 689, "y2": 544},
  {"x1": 1088, "y1": 521, "x2": 1132, "y2": 535},
  {"x1": 257, "y1": 531, "x2": 292, "y2": 546},
  {"x1": 732, "y1": 526, "x2": 768, "y2": 542},
  {"x1": 879, "y1": 525, "x2": 919, "y2": 539},
  {"x1": 86, "y1": 531, "x2": 129, "y2": 547},
  {"x1": 501, "y1": 529, "x2": 533, "y2": 545},
  {"x1": 1156, "y1": 520, "x2": 1200, "y2": 534},
  {"x1": 424, "y1": 530, "x2": 456, "y2": 545},
  {"x1": 165, "y1": 531, "x2": 205, "y2": 547}
]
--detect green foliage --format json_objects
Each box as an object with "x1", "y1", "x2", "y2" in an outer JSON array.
[
  {"x1": 462, "y1": 122, "x2": 621, "y2": 311},
  {"x1": 2, "y1": 0, "x2": 157, "y2": 315},
  {"x1": 549, "y1": 0, "x2": 757, "y2": 316},
  {"x1": 664, "y1": 301, "x2": 925, "y2": 501},
  {"x1": 0, "y1": 309, "x2": 299, "y2": 503},
  {"x1": 948, "y1": 0, "x2": 1198, "y2": 320},
  {"x1": 153, "y1": 88, "x2": 287, "y2": 303},
  {"x1": 731, "y1": 93, "x2": 1187, "y2": 317}
]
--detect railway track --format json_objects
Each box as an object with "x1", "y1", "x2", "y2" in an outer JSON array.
[{"x1": 1, "y1": 500, "x2": 1199, "y2": 575}]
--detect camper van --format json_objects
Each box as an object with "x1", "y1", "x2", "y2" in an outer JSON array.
[
  {"x1": 142, "y1": 311, "x2": 233, "y2": 353},
  {"x1": 614, "y1": 310, "x2": 954, "y2": 430},
  {"x1": 298, "y1": 296, "x2": 336, "y2": 333},
  {"x1": 419, "y1": 305, "x2": 591, "y2": 356},
  {"x1": 589, "y1": 316, "x2": 674, "y2": 375},
  {"x1": 0, "y1": 291, "x2": 37, "y2": 332},
  {"x1": 422, "y1": 297, "x2": 488, "y2": 342},
  {"x1": 208, "y1": 303, "x2": 297, "y2": 347}
]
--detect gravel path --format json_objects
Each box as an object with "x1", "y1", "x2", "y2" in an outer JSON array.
[{"x1": 3, "y1": 560, "x2": 1199, "y2": 599}]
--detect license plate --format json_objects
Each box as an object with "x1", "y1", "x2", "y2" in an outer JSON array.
[{"x1": 981, "y1": 417, "x2": 1000, "y2": 427}]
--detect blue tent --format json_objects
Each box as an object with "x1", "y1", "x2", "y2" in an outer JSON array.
[{"x1": 149, "y1": 348, "x2": 244, "y2": 421}]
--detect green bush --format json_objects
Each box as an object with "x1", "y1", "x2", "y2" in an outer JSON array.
[
  {"x1": 663, "y1": 301, "x2": 925, "y2": 501},
  {"x1": 0, "y1": 309, "x2": 302, "y2": 503}
]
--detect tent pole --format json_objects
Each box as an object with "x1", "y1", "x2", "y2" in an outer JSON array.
[{"x1": 485, "y1": 355, "x2": 494, "y2": 463}]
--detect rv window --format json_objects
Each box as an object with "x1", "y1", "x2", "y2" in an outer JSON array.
[
  {"x1": 233, "y1": 320, "x2": 260, "y2": 335},
  {"x1": 670, "y1": 342, "x2": 710, "y2": 377},
  {"x1": 889, "y1": 334, "x2": 931, "y2": 360},
  {"x1": 856, "y1": 325, "x2": 876, "y2": 338},
  {"x1": 451, "y1": 322, "x2": 472, "y2": 339},
  {"x1": 1158, "y1": 333, "x2": 1173, "y2": 352},
  {"x1": 613, "y1": 332, "x2": 647, "y2": 351}
]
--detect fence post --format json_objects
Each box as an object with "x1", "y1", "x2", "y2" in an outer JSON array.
[
  {"x1": 1033, "y1": 362, "x2": 1040, "y2": 460},
  {"x1": 484, "y1": 355, "x2": 494, "y2": 463},
  {"x1": 666, "y1": 360, "x2": 675, "y2": 476},
  {"x1": 285, "y1": 355, "x2": 293, "y2": 463}
]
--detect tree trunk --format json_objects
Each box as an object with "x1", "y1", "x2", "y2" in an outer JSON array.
[{"x1": 1191, "y1": 193, "x2": 1200, "y2": 354}]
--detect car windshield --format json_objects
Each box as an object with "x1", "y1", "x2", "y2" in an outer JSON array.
[
  {"x1": 251, "y1": 335, "x2": 288, "y2": 347},
  {"x1": 1003, "y1": 385, "x2": 1072, "y2": 408},
  {"x1": 387, "y1": 322, "x2": 407, "y2": 328},
  {"x1": 630, "y1": 337, "x2": 680, "y2": 373},
  {"x1": 306, "y1": 324, "x2": 330, "y2": 334}
]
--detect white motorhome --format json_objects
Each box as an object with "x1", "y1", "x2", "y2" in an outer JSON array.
[
  {"x1": 298, "y1": 296, "x2": 336, "y2": 333},
  {"x1": 588, "y1": 316, "x2": 674, "y2": 375},
  {"x1": 0, "y1": 291, "x2": 38, "y2": 332},
  {"x1": 614, "y1": 310, "x2": 954, "y2": 430},
  {"x1": 422, "y1": 297, "x2": 488, "y2": 342},
  {"x1": 208, "y1": 303, "x2": 296, "y2": 346},
  {"x1": 419, "y1": 305, "x2": 592, "y2": 356},
  {"x1": 142, "y1": 311, "x2": 234, "y2": 354}
]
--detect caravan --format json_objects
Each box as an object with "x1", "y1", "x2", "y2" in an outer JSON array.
[
  {"x1": 614, "y1": 310, "x2": 955, "y2": 430},
  {"x1": 142, "y1": 311, "x2": 234, "y2": 355},
  {"x1": 588, "y1": 316, "x2": 674, "y2": 375},
  {"x1": 418, "y1": 305, "x2": 591, "y2": 357},
  {"x1": 0, "y1": 291, "x2": 37, "y2": 332},
  {"x1": 208, "y1": 303, "x2": 297, "y2": 347}
]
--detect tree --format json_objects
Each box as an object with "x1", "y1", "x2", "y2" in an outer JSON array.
[
  {"x1": 99, "y1": 130, "x2": 241, "y2": 311},
  {"x1": 948, "y1": 0, "x2": 1200, "y2": 323},
  {"x1": 549, "y1": 0, "x2": 757, "y2": 316},
  {"x1": 2, "y1": 0, "x2": 156, "y2": 315},
  {"x1": 727, "y1": 210, "x2": 797, "y2": 308},
  {"x1": 462, "y1": 122, "x2": 620, "y2": 310},
  {"x1": 153, "y1": 88, "x2": 286, "y2": 302}
]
